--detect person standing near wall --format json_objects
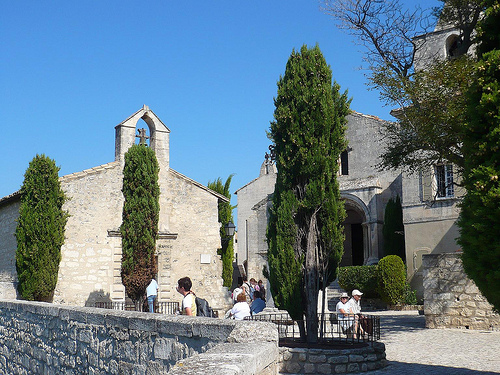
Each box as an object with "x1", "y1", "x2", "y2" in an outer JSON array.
[
  {"x1": 146, "y1": 278, "x2": 159, "y2": 313},
  {"x1": 177, "y1": 277, "x2": 197, "y2": 316}
]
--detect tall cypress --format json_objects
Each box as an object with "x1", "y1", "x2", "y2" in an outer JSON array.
[
  {"x1": 458, "y1": 0, "x2": 500, "y2": 313},
  {"x1": 383, "y1": 196, "x2": 406, "y2": 261},
  {"x1": 120, "y1": 144, "x2": 160, "y2": 304},
  {"x1": 208, "y1": 175, "x2": 235, "y2": 288},
  {"x1": 267, "y1": 45, "x2": 349, "y2": 342},
  {"x1": 15, "y1": 154, "x2": 68, "y2": 301}
]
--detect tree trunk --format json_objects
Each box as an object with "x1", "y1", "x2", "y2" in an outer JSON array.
[{"x1": 305, "y1": 211, "x2": 319, "y2": 343}]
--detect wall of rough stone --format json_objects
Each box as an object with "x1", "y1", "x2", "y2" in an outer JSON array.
[
  {"x1": 0, "y1": 300, "x2": 279, "y2": 375},
  {"x1": 423, "y1": 253, "x2": 500, "y2": 330},
  {"x1": 0, "y1": 196, "x2": 19, "y2": 299},
  {"x1": 278, "y1": 343, "x2": 386, "y2": 374}
]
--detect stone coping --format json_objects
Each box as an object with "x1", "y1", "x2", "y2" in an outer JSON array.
[{"x1": 168, "y1": 342, "x2": 278, "y2": 375}]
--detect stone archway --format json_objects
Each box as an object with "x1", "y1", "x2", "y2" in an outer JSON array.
[{"x1": 340, "y1": 195, "x2": 370, "y2": 266}]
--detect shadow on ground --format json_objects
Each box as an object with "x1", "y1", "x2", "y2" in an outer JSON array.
[{"x1": 370, "y1": 361, "x2": 500, "y2": 375}]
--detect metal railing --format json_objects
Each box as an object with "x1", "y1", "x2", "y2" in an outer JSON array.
[
  {"x1": 246, "y1": 312, "x2": 380, "y2": 345},
  {"x1": 92, "y1": 301, "x2": 180, "y2": 315}
]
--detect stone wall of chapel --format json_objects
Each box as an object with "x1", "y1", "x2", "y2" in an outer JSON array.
[
  {"x1": 0, "y1": 199, "x2": 19, "y2": 299},
  {"x1": 164, "y1": 170, "x2": 232, "y2": 313},
  {"x1": 236, "y1": 171, "x2": 276, "y2": 268},
  {"x1": 54, "y1": 162, "x2": 124, "y2": 306}
]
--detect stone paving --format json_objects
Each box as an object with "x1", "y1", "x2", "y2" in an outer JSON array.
[{"x1": 363, "y1": 310, "x2": 500, "y2": 374}]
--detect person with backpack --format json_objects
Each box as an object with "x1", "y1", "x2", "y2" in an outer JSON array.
[{"x1": 176, "y1": 277, "x2": 196, "y2": 316}]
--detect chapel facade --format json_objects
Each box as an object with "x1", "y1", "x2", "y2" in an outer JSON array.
[{"x1": 0, "y1": 106, "x2": 232, "y2": 312}]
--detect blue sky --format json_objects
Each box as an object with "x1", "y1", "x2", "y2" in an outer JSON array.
[{"x1": 1, "y1": 0, "x2": 439, "y2": 226}]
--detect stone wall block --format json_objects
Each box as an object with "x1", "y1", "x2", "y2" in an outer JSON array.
[
  {"x1": 153, "y1": 338, "x2": 175, "y2": 360},
  {"x1": 156, "y1": 318, "x2": 195, "y2": 337},
  {"x1": 328, "y1": 355, "x2": 349, "y2": 364},
  {"x1": 309, "y1": 354, "x2": 327, "y2": 363},
  {"x1": 303, "y1": 362, "x2": 316, "y2": 373},
  {"x1": 128, "y1": 316, "x2": 157, "y2": 333}
]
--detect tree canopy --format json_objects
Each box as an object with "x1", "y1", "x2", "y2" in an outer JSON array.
[
  {"x1": 322, "y1": 0, "x2": 483, "y2": 174},
  {"x1": 267, "y1": 44, "x2": 349, "y2": 342},
  {"x1": 15, "y1": 154, "x2": 68, "y2": 301},
  {"x1": 458, "y1": 0, "x2": 500, "y2": 313}
]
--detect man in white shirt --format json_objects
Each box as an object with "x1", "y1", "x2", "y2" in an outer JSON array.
[
  {"x1": 146, "y1": 278, "x2": 159, "y2": 313},
  {"x1": 347, "y1": 289, "x2": 364, "y2": 337}
]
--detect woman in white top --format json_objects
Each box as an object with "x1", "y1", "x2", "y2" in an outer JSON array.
[{"x1": 229, "y1": 292, "x2": 251, "y2": 320}]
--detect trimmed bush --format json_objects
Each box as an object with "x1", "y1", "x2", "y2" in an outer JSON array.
[
  {"x1": 377, "y1": 255, "x2": 406, "y2": 305},
  {"x1": 338, "y1": 265, "x2": 379, "y2": 298}
]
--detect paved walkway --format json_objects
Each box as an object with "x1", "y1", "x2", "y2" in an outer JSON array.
[{"x1": 363, "y1": 310, "x2": 500, "y2": 374}]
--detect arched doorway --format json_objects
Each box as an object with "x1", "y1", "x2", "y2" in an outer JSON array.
[{"x1": 340, "y1": 197, "x2": 369, "y2": 267}]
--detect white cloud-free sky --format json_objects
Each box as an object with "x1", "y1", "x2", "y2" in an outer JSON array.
[{"x1": 1, "y1": 0, "x2": 439, "y2": 226}]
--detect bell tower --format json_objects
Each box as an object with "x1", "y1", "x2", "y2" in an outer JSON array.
[{"x1": 114, "y1": 105, "x2": 170, "y2": 170}]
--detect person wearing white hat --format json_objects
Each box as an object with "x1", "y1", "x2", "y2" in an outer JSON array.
[
  {"x1": 347, "y1": 289, "x2": 365, "y2": 337},
  {"x1": 335, "y1": 292, "x2": 355, "y2": 335}
]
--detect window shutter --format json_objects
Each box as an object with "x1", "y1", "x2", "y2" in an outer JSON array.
[{"x1": 421, "y1": 167, "x2": 433, "y2": 201}]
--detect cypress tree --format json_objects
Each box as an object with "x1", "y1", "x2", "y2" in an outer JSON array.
[
  {"x1": 15, "y1": 154, "x2": 68, "y2": 301},
  {"x1": 267, "y1": 45, "x2": 349, "y2": 342},
  {"x1": 120, "y1": 144, "x2": 160, "y2": 304},
  {"x1": 208, "y1": 175, "x2": 235, "y2": 288},
  {"x1": 458, "y1": 0, "x2": 500, "y2": 313},
  {"x1": 382, "y1": 196, "x2": 406, "y2": 261}
]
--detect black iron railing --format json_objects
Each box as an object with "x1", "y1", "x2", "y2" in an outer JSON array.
[
  {"x1": 246, "y1": 312, "x2": 380, "y2": 345},
  {"x1": 92, "y1": 301, "x2": 180, "y2": 315}
]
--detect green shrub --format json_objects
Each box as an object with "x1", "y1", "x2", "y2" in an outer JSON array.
[
  {"x1": 338, "y1": 265, "x2": 379, "y2": 298},
  {"x1": 377, "y1": 255, "x2": 406, "y2": 305},
  {"x1": 403, "y1": 283, "x2": 418, "y2": 305}
]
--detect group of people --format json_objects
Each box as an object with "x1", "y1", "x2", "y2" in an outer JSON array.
[
  {"x1": 335, "y1": 289, "x2": 365, "y2": 338},
  {"x1": 146, "y1": 276, "x2": 198, "y2": 316},
  {"x1": 228, "y1": 277, "x2": 267, "y2": 320}
]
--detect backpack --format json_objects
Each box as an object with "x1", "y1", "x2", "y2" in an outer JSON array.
[{"x1": 195, "y1": 296, "x2": 215, "y2": 317}]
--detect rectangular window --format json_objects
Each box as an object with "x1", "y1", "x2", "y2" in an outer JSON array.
[
  {"x1": 435, "y1": 165, "x2": 454, "y2": 198},
  {"x1": 340, "y1": 150, "x2": 349, "y2": 175}
]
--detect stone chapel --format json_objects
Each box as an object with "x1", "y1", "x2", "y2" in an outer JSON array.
[{"x1": 0, "y1": 106, "x2": 232, "y2": 312}]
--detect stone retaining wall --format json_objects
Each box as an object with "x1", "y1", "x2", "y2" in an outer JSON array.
[
  {"x1": 0, "y1": 300, "x2": 278, "y2": 374},
  {"x1": 423, "y1": 253, "x2": 500, "y2": 330},
  {"x1": 278, "y1": 343, "x2": 386, "y2": 374}
]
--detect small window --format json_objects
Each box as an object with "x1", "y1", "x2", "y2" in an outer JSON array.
[
  {"x1": 435, "y1": 164, "x2": 454, "y2": 198},
  {"x1": 340, "y1": 150, "x2": 349, "y2": 175}
]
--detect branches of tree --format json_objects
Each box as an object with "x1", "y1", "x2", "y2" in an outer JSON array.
[{"x1": 322, "y1": 0, "x2": 484, "y2": 174}]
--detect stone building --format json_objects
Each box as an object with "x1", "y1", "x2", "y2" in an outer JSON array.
[
  {"x1": 401, "y1": 23, "x2": 468, "y2": 296},
  {"x1": 0, "y1": 106, "x2": 231, "y2": 312},
  {"x1": 235, "y1": 111, "x2": 402, "y2": 294},
  {"x1": 237, "y1": 22, "x2": 478, "y2": 302}
]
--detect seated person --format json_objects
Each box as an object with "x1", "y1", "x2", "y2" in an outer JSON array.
[
  {"x1": 336, "y1": 292, "x2": 356, "y2": 336},
  {"x1": 229, "y1": 292, "x2": 251, "y2": 320},
  {"x1": 250, "y1": 290, "x2": 266, "y2": 315}
]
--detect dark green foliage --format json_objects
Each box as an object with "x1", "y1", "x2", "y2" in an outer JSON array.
[
  {"x1": 207, "y1": 175, "x2": 235, "y2": 288},
  {"x1": 458, "y1": 0, "x2": 500, "y2": 313},
  {"x1": 337, "y1": 266, "x2": 379, "y2": 298},
  {"x1": 377, "y1": 255, "x2": 407, "y2": 305},
  {"x1": 267, "y1": 45, "x2": 349, "y2": 341},
  {"x1": 120, "y1": 144, "x2": 160, "y2": 303},
  {"x1": 382, "y1": 196, "x2": 405, "y2": 261},
  {"x1": 15, "y1": 154, "x2": 68, "y2": 301}
]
